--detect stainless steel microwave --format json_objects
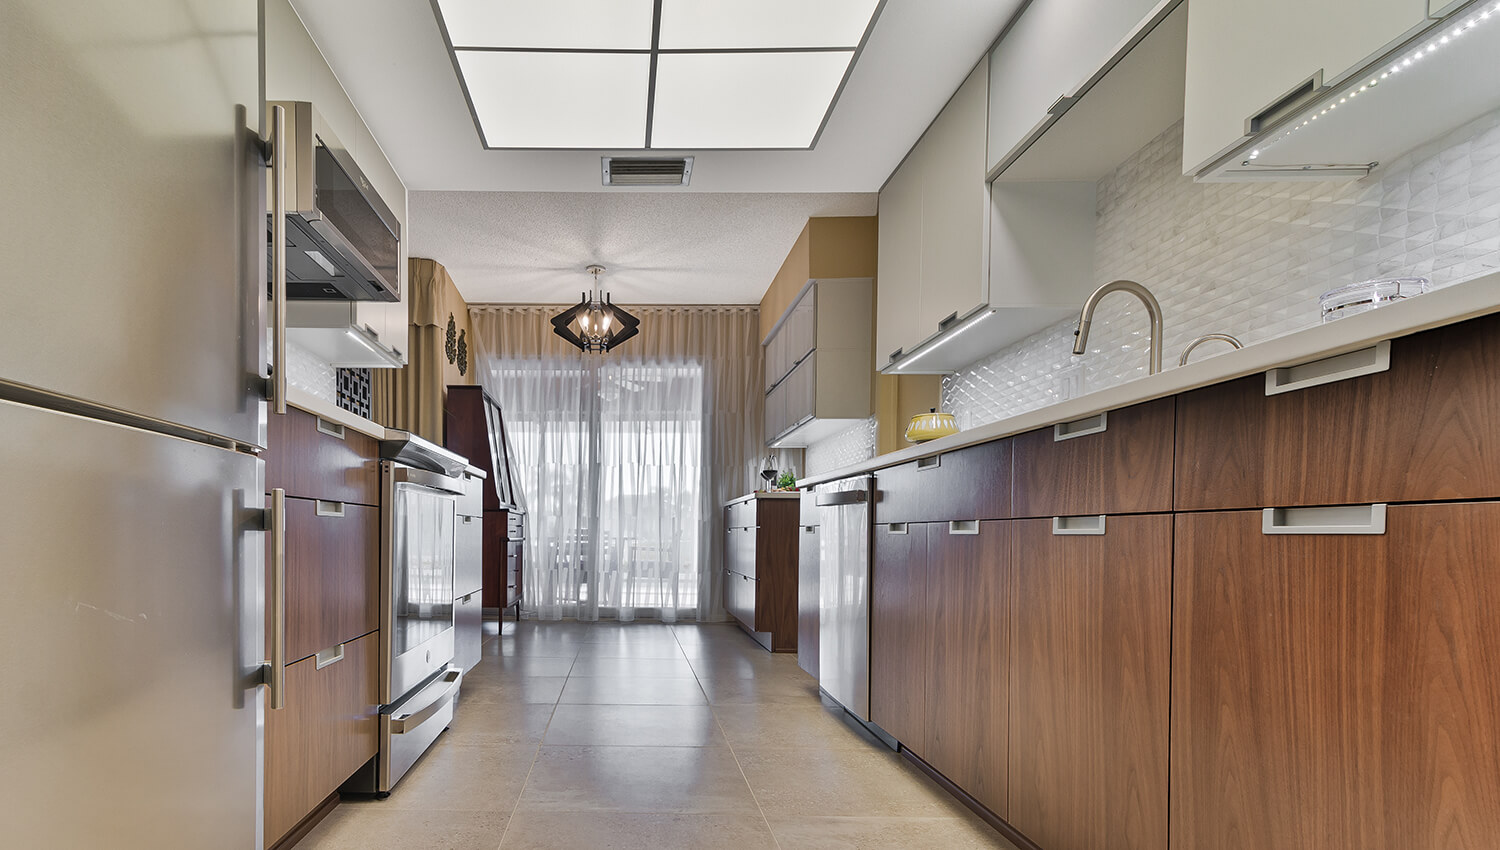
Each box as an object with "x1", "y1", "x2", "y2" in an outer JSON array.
[{"x1": 268, "y1": 101, "x2": 400, "y2": 302}]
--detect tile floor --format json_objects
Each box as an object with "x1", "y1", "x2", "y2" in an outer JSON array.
[{"x1": 298, "y1": 619, "x2": 1016, "y2": 849}]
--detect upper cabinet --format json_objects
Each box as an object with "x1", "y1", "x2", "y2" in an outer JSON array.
[
  {"x1": 1182, "y1": 0, "x2": 1448, "y2": 178},
  {"x1": 876, "y1": 59, "x2": 990, "y2": 371},
  {"x1": 765, "y1": 278, "x2": 875, "y2": 447},
  {"x1": 986, "y1": 0, "x2": 1169, "y2": 174}
]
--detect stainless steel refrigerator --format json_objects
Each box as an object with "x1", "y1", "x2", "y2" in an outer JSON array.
[{"x1": 0, "y1": 1, "x2": 270, "y2": 847}]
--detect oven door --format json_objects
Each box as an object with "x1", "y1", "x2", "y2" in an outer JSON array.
[{"x1": 385, "y1": 471, "x2": 459, "y2": 702}]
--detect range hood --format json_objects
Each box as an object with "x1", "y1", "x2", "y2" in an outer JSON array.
[
  {"x1": 1198, "y1": 0, "x2": 1500, "y2": 181},
  {"x1": 269, "y1": 101, "x2": 401, "y2": 302}
]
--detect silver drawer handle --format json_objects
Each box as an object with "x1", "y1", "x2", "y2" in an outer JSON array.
[
  {"x1": 314, "y1": 643, "x2": 344, "y2": 670},
  {"x1": 391, "y1": 668, "x2": 463, "y2": 734},
  {"x1": 916, "y1": 455, "x2": 941, "y2": 470},
  {"x1": 948, "y1": 520, "x2": 979, "y2": 535},
  {"x1": 816, "y1": 490, "x2": 867, "y2": 506},
  {"x1": 315, "y1": 500, "x2": 345, "y2": 518},
  {"x1": 315, "y1": 417, "x2": 346, "y2": 439},
  {"x1": 1265, "y1": 340, "x2": 1390, "y2": 396},
  {"x1": 1054, "y1": 412, "x2": 1107, "y2": 441},
  {"x1": 1263, "y1": 504, "x2": 1386, "y2": 535},
  {"x1": 886, "y1": 522, "x2": 908, "y2": 535},
  {"x1": 1052, "y1": 515, "x2": 1106, "y2": 536}
]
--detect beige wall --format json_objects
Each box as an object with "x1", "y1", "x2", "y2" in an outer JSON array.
[{"x1": 758, "y1": 216, "x2": 878, "y2": 341}]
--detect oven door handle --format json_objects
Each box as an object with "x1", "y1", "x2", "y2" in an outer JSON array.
[
  {"x1": 390, "y1": 668, "x2": 463, "y2": 734},
  {"x1": 393, "y1": 466, "x2": 465, "y2": 495}
]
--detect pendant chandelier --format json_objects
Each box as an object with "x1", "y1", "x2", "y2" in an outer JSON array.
[{"x1": 551, "y1": 264, "x2": 641, "y2": 353}]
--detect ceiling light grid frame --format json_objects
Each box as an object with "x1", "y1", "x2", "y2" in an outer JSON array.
[{"x1": 430, "y1": 0, "x2": 887, "y2": 151}]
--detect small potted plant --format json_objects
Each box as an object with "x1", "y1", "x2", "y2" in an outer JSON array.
[{"x1": 775, "y1": 471, "x2": 795, "y2": 491}]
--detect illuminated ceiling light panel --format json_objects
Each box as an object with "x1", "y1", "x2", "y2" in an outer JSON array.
[
  {"x1": 457, "y1": 51, "x2": 650, "y2": 149},
  {"x1": 651, "y1": 52, "x2": 855, "y2": 148},
  {"x1": 433, "y1": 0, "x2": 884, "y2": 149},
  {"x1": 436, "y1": 0, "x2": 655, "y2": 50},
  {"x1": 658, "y1": 0, "x2": 881, "y2": 49}
]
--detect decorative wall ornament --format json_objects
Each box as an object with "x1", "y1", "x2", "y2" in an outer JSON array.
[
  {"x1": 456, "y1": 329, "x2": 468, "y2": 376},
  {"x1": 445, "y1": 314, "x2": 458, "y2": 363}
]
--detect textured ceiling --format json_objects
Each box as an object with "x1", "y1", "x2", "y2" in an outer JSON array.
[
  {"x1": 411, "y1": 191, "x2": 877, "y2": 304},
  {"x1": 289, "y1": 0, "x2": 1023, "y2": 192}
]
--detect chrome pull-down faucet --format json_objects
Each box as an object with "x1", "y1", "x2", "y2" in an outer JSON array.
[{"x1": 1071, "y1": 279, "x2": 1163, "y2": 375}]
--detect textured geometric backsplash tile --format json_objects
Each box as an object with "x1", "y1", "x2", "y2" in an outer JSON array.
[
  {"x1": 287, "y1": 339, "x2": 338, "y2": 403},
  {"x1": 944, "y1": 108, "x2": 1500, "y2": 429},
  {"x1": 805, "y1": 106, "x2": 1500, "y2": 469}
]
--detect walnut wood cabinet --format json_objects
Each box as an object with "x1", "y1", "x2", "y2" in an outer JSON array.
[
  {"x1": 875, "y1": 438, "x2": 1011, "y2": 524},
  {"x1": 723, "y1": 494, "x2": 799, "y2": 652},
  {"x1": 263, "y1": 407, "x2": 382, "y2": 849},
  {"x1": 1011, "y1": 397, "x2": 1174, "y2": 518},
  {"x1": 1009, "y1": 514, "x2": 1170, "y2": 850},
  {"x1": 445, "y1": 385, "x2": 526, "y2": 614},
  {"x1": 1172, "y1": 504, "x2": 1500, "y2": 850},
  {"x1": 870, "y1": 521, "x2": 932, "y2": 752},
  {"x1": 925, "y1": 520, "x2": 1010, "y2": 818}
]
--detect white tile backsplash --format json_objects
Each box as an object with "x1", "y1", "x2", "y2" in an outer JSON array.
[
  {"x1": 803, "y1": 106, "x2": 1500, "y2": 468},
  {"x1": 287, "y1": 339, "x2": 338, "y2": 403}
]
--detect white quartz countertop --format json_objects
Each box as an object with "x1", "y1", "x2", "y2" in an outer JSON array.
[
  {"x1": 724, "y1": 491, "x2": 802, "y2": 507},
  {"x1": 800, "y1": 270, "x2": 1500, "y2": 488},
  {"x1": 285, "y1": 387, "x2": 387, "y2": 440}
]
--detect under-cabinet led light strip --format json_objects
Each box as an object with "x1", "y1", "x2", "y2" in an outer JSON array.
[
  {"x1": 892, "y1": 308, "x2": 997, "y2": 372},
  {"x1": 1243, "y1": 0, "x2": 1500, "y2": 166}
]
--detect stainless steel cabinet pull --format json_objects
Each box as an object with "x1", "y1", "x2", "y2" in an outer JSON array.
[
  {"x1": 1246, "y1": 70, "x2": 1323, "y2": 134},
  {"x1": 916, "y1": 455, "x2": 941, "y2": 470},
  {"x1": 315, "y1": 500, "x2": 345, "y2": 518},
  {"x1": 1262, "y1": 504, "x2": 1386, "y2": 535},
  {"x1": 948, "y1": 520, "x2": 979, "y2": 535},
  {"x1": 1054, "y1": 412, "x2": 1107, "y2": 441},
  {"x1": 390, "y1": 668, "x2": 463, "y2": 734},
  {"x1": 315, "y1": 418, "x2": 346, "y2": 439},
  {"x1": 315, "y1": 644, "x2": 344, "y2": 670},
  {"x1": 269, "y1": 104, "x2": 287, "y2": 416},
  {"x1": 886, "y1": 523, "x2": 908, "y2": 535},
  {"x1": 1052, "y1": 515, "x2": 1107, "y2": 536},
  {"x1": 1265, "y1": 341, "x2": 1390, "y2": 396},
  {"x1": 264, "y1": 489, "x2": 286, "y2": 709}
]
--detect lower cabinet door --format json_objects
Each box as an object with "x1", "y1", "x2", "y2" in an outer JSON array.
[
  {"x1": 454, "y1": 592, "x2": 482, "y2": 673},
  {"x1": 870, "y1": 521, "x2": 930, "y2": 753},
  {"x1": 264, "y1": 632, "x2": 379, "y2": 848},
  {"x1": 925, "y1": 520, "x2": 1010, "y2": 818},
  {"x1": 284, "y1": 497, "x2": 378, "y2": 664},
  {"x1": 1009, "y1": 514, "x2": 1171, "y2": 850},
  {"x1": 1172, "y1": 504, "x2": 1500, "y2": 850}
]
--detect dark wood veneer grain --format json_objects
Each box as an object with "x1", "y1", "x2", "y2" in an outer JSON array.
[
  {"x1": 264, "y1": 407, "x2": 380, "y2": 507},
  {"x1": 1011, "y1": 397, "x2": 1175, "y2": 518},
  {"x1": 283, "y1": 496, "x2": 378, "y2": 664},
  {"x1": 870, "y1": 521, "x2": 931, "y2": 754}
]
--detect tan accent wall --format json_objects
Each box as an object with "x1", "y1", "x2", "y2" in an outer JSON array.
[
  {"x1": 373, "y1": 258, "x2": 475, "y2": 442},
  {"x1": 758, "y1": 216, "x2": 878, "y2": 341},
  {"x1": 875, "y1": 374, "x2": 944, "y2": 456}
]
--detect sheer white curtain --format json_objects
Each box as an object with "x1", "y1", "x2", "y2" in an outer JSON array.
[{"x1": 471, "y1": 306, "x2": 761, "y2": 622}]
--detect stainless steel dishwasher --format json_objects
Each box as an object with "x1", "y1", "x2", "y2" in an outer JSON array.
[{"x1": 815, "y1": 475, "x2": 873, "y2": 721}]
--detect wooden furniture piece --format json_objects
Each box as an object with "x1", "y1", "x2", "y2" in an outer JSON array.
[
  {"x1": 263, "y1": 407, "x2": 382, "y2": 849},
  {"x1": 723, "y1": 493, "x2": 799, "y2": 652},
  {"x1": 444, "y1": 385, "x2": 525, "y2": 615},
  {"x1": 857, "y1": 311, "x2": 1500, "y2": 850}
]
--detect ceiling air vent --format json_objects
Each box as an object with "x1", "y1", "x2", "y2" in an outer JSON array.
[{"x1": 601, "y1": 156, "x2": 694, "y2": 187}]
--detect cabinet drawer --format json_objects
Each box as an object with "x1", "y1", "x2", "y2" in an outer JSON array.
[
  {"x1": 726, "y1": 526, "x2": 758, "y2": 578},
  {"x1": 482, "y1": 511, "x2": 506, "y2": 609},
  {"x1": 265, "y1": 406, "x2": 380, "y2": 507},
  {"x1": 264, "y1": 632, "x2": 378, "y2": 848},
  {"x1": 284, "y1": 497, "x2": 378, "y2": 664},
  {"x1": 507, "y1": 511, "x2": 525, "y2": 540},
  {"x1": 724, "y1": 569, "x2": 757, "y2": 629},
  {"x1": 1012, "y1": 397, "x2": 1174, "y2": 517},
  {"x1": 454, "y1": 591, "x2": 481, "y2": 673},
  {"x1": 1171, "y1": 503, "x2": 1500, "y2": 849},
  {"x1": 455, "y1": 516, "x2": 483, "y2": 598},
  {"x1": 875, "y1": 439, "x2": 1011, "y2": 524},
  {"x1": 458, "y1": 470, "x2": 483, "y2": 518},
  {"x1": 1176, "y1": 319, "x2": 1500, "y2": 510},
  {"x1": 726, "y1": 499, "x2": 757, "y2": 530}
]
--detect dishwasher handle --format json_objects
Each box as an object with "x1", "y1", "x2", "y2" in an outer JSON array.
[{"x1": 816, "y1": 490, "x2": 868, "y2": 507}]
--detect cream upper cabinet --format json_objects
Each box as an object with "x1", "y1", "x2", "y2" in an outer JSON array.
[
  {"x1": 876, "y1": 145, "x2": 924, "y2": 366},
  {"x1": 876, "y1": 58, "x2": 989, "y2": 369},
  {"x1": 918, "y1": 62, "x2": 990, "y2": 335},
  {"x1": 987, "y1": 0, "x2": 1165, "y2": 173},
  {"x1": 1181, "y1": 0, "x2": 1429, "y2": 175}
]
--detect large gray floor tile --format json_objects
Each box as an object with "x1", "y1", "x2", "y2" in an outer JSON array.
[
  {"x1": 377, "y1": 740, "x2": 538, "y2": 813},
  {"x1": 543, "y1": 704, "x2": 724, "y2": 747},
  {"x1": 447, "y1": 701, "x2": 556, "y2": 746},
  {"x1": 499, "y1": 811, "x2": 777, "y2": 849},
  {"x1": 299, "y1": 807, "x2": 507, "y2": 850},
  {"x1": 559, "y1": 676, "x2": 707, "y2": 705},
  {"x1": 516, "y1": 745, "x2": 759, "y2": 814},
  {"x1": 712, "y1": 703, "x2": 881, "y2": 750},
  {"x1": 735, "y1": 747, "x2": 963, "y2": 818},
  {"x1": 697, "y1": 674, "x2": 823, "y2": 705},
  {"x1": 568, "y1": 656, "x2": 696, "y2": 678},
  {"x1": 459, "y1": 676, "x2": 568, "y2": 706},
  {"x1": 765, "y1": 815, "x2": 1016, "y2": 848}
]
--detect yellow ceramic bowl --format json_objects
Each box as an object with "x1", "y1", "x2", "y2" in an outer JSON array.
[{"x1": 905, "y1": 409, "x2": 958, "y2": 443}]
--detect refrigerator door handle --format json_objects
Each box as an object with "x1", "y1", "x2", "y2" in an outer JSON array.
[
  {"x1": 262, "y1": 488, "x2": 287, "y2": 709},
  {"x1": 269, "y1": 104, "x2": 288, "y2": 416}
]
